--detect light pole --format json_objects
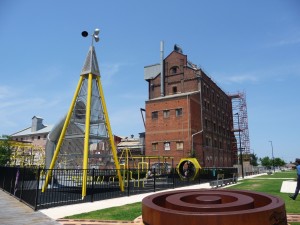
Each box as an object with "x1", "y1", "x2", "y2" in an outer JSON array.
[
  {"x1": 235, "y1": 113, "x2": 244, "y2": 178},
  {"x1": 269, "y1": 141, "x2": 275, "y2": 173}
]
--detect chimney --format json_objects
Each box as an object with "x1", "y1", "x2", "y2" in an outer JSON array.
[
  {"x1": 31, "y1": 116, "x2": 45, "y2": 132},
  {"x1": 160, "y1": 41, "x2": 164, "y2": 97}
]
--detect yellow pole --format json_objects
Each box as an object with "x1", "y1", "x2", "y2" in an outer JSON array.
[
  {"x1": 42, "y1": 76, "x2": 84, "y2": 192},
  {"x1": 96, "y1": 76, "x2": 124, "y2": 191},
  {"x1": 126, "y1": 148, "x2": 129, "y2": 170},
  {"x1": 82, "y1": 73, "x2": 93, "y2": 198}
]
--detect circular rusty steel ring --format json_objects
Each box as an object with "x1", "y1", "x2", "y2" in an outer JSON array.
[{"x1": 142, "y1": 189, "x2": 287, "y2": 225}]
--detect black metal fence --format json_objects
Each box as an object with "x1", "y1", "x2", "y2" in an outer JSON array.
[{"x1": 0, "y1": 166, "x2": 238, "y2": 210}]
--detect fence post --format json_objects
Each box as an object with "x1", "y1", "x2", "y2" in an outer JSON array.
[
  {"x1": 91, "y1": 168, "x2": 95, "y2": 202},
  {"x1": 172, "y1": 168, "x2": 175, "y2": 189},
  {"x1": 9, "y1": 168, "x2": 15, "y2": 195},
  {"x1": 153, "y1": 168, "x2": 156, "y2": 192},
  {"x1": 19, "y1": 167, "x2": 25, "y2": 200},
  {"x1": 1, "y1": 167, "x2": 5, "y2": 190},
  {"x1": 127, "y1": 169, "x2": 130, "y2": 197},
  {"x1": 34, "y1": 167, "x2": 41, "y2": 211}
]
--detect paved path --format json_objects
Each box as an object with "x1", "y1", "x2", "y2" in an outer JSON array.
[
  {"x1": 56, "y1": 214, "x2": 300, "y2": 225},
  {"x1": 40, "y1": 183, "x2": 211, "y2": 219},
  {"x1": 0, "y1": 190, "x2": 59, "y2": 225}
]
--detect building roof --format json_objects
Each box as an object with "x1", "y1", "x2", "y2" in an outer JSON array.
[{"x1": 11, "y1": 125, "x2": 54, "y2": 137}]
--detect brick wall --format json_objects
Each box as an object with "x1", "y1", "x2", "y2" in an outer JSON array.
[{"x1": 145, "y1": 50, "x2": 236, "y2": 167}]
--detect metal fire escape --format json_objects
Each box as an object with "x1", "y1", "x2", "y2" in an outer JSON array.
[{"x1": 230, "y1": 91, "x2": 251, "y2": 163}]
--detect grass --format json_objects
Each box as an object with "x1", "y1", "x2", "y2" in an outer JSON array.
[
  {"x1": 65, "y1": 202, "x2": 142, "y2": 221},
  {"x1": 226, "y1": 171, "x2": 299, "y2": 214},
  {"x1": 65, "y1": 171, "x2": 299, "y2": 224}
]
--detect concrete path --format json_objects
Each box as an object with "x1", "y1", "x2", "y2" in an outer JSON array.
[
  {"x1": 280, "y1": 180, "x2": 297, "y2": 193},
  {"x1": 0, "y1": 190, "x2": 60, "y2": 225},
  {"x1": 40, "y1": 183, "x2": 211, "y2": 219}
]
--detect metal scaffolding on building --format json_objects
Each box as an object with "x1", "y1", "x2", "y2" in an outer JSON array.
[{"x1": 230, "y1": 91, "x2": 251, "y2": 162}]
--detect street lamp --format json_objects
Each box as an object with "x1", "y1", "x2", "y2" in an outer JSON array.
[
  {"x1": 269, "y1": 141, "x2": 275, "y2": 173},
  {"x1": 235, "y1": 113, "x2": 244, "y2": 178}
]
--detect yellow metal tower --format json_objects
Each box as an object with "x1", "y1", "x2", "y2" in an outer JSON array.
[{"x1": 42, "y1": 29, "x2": 124, "y2": 197}]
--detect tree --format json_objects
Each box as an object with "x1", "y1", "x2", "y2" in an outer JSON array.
[
  {"x1": 273, "y1": 157, "x2": 285, "y2": 168},
  {"x1": 249, "y1": 153, "x2": 258, "y2": 166},
  {"x1": 0, "y1": 136, "x2": 12, "y2": 166},
  {"x1": 260, "y1": 156, "x2": 272, "y2": 169}
]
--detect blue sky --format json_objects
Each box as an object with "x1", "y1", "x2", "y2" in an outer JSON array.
[{"x1": 0, "y1": 0, "x2": 299, "y2": 163}]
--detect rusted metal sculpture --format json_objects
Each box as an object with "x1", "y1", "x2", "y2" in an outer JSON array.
[{"x1": 142, "y1": 189, "x2": 287, "y2": 225}]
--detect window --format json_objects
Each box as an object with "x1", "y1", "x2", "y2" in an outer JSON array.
[
  {"x1": 163, "y1": 110, "x2": 170, "y2": 118},
  {"x1": 214, "y1": 139, "x2": 218, "y2": 148},
  {"x1": 172, "y1": 86, "x2": 177, "y2": 94},
  {"x1": 176, "y1": 141, "x2": 183, "y2": 150},
  {"x1": 38, "y1": 136, "x2": 40, "y2": 140},
  {"x1": 175, "y1": 108, "x2": 182, "y2": 117},
  {"x1": 152, "y1": 143, "x2": 158, "y2": 151},
  {"x1": 205, "y1": 137, "x2": 211, "y2": 146},
  {"x1": 164, "y1": 142, "x2": 170, "y2": 150},
  {"x1": 152, "y1": 111, "x2": 158, "y2": 119},
  {"x1": 170, "y1": 66, "x2": 179, "y2": 74}
]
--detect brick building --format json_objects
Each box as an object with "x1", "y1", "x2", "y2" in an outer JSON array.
[{"x1": 144, "y1": 44, "x2": 237, "y2": 167}]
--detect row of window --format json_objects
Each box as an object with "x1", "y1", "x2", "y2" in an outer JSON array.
[
  {"x1": 152, "y1": 108, "x2": 183, "y2": 119},
  {"x1": 202, "y1": 84, "x2": 229, "y2": 110},
  {"x1": 14, "y1": 135, "x2": 47, "y2": 142},
  {"x1": 204, "y1": 118, "x2": 231, "y2": 137},
  {"x1": 152, "y1": 141, "x2": 184, "y2": 151},
  {"x1": 205, "y1": 136, "x2": 231, "y2": 150},
  {"x1": 203, "y1": 99, "x2": 230, "y2": 122},
  {"x1": 152, "y1": 139, "x2": 231, "y2": 151}
]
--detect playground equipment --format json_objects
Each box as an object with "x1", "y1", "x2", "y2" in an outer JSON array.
[
  {"x1": 42, "y1": 29, "x2": 124, "y2": 198},
  {"x1": 176, "y1": 158, "x2": 201, "y2": 181},
  {"x1": 9, "y1": 141, "x2": 45, "y2": 167}
]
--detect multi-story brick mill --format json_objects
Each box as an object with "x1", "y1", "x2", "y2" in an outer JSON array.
[{"x1": 144, "y1": 43, "x2": 237, "y2": 167}]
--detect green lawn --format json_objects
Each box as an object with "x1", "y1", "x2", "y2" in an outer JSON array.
[
  {"x1": 226, "y1": 171, "x2": 299, "y2": 214},
  {"x1": 65, "y1": 171, "x2": 299, "y2": 224},
  {"x1": 65, "y1": 202, "x2": 142, "y2": 221}
]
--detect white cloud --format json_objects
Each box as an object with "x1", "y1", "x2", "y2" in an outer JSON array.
[
  {"x1": 0, "y1": 84, "x2": 66, "y2": 135},
  {"x1": 272, "y1": 37, "x2": 300, "y2": 47},
  {"x1": 100, "y1": 63, "x2": 122, "y2": 82},
  {"x1": 215, "y1": 73, "x2": 259, "y2": 85},
  {"x1": 0, "y1": 85, "x2": 16, "y2": 99},
  {"x1": 225, "y1": 75, "x2": 258, "y2": 84}
]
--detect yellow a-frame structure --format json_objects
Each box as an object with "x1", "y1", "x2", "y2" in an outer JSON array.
[{"x1": 42, "y1": 32, "x2": 124, "y2": 197}]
